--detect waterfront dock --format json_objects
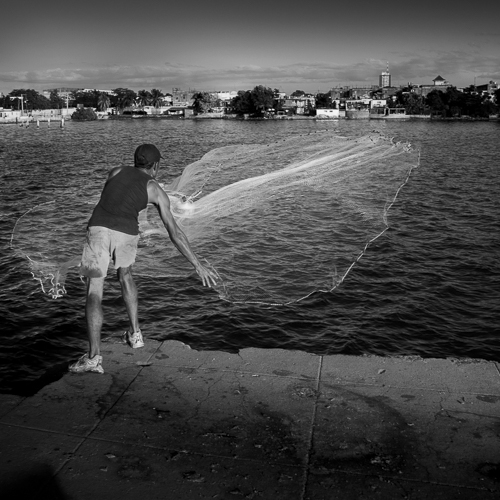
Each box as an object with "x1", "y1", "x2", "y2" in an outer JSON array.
[
  {"x1": 1, "y1": 340, "x2": 499, "y2": 499},
  {"x1": 0, "y1": 114, "x2": 70, "y2": 125}
]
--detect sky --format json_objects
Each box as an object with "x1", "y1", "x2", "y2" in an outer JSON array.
[{"x1": 1, "y1": 0, "x2": 499, "y2": 95}]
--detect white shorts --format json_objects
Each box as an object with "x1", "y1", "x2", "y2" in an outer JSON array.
[{"x1": 80, "y1": 226, "x2": 139, "y2": 278}]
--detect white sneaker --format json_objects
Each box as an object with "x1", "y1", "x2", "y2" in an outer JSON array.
[
  {"x1": 69, "y1": 353, "x2": 104, "y2": 374},
  {"x1": 123, "y1": 329, "x2": 144, "y2": 349}
]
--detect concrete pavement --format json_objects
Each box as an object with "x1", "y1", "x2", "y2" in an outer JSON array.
[{"x1": 1, "y1": 339, "x2": 499, "y2": 499}]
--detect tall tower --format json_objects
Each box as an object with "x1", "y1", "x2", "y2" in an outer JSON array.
[{"x1": 379, "y1": 62, "x2": 391, "y2": 88}]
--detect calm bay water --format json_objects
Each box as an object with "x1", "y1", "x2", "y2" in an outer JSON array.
[{"x1": 1, "y1": 117, "x2": 499, "y2": 394}]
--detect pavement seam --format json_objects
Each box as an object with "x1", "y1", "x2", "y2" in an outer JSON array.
[
  {"x1": 84, "y1": 341, "x2": 164, "y2": 438},
  {"x1": 0, "y1": 421, "x2": 91, "y2": 438},
  {"x1": 326, "y1": 381, "x2": 500, "y2": 395},
  {"x1": 43, "y1": 341, "x2": 165, "y2": 486},
  {"x1": 299, "y1": 354, "x2": 323, "y2": 500},
  {"x1": 0, "y1": 395, "x2": 27, "y2": 419},
  {"x1": 115, "y1": 358, "x2": 319, "y2": 380},
  {"x1": 0, "y1": 421, "x2": 309, "y2": 473},
  {"x1": 64, "y1": 432, "x2": 310, "y2": 468},
  {"x1": 306, "y1": 468, "x2": 498, "y2": 493}
]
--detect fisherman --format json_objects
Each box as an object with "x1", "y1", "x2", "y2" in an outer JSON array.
[{"x1": 69, "y1": 144, "x2": 218, "y2": 374}]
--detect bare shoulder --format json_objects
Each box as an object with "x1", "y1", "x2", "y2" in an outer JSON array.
[
  {"x1": 147, "y1": 179, "x2": 169, "y2": 205},
  {"x1": 107, "y1": 166, "x2": 123, "y2": 180}
]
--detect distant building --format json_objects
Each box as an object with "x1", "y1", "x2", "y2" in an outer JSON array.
[
  {"x1": 215, "y1": 90, "x2": 238, "y2": 102},
  {"x1": 379, "y1": 63, "x2": 391, "y2": 88},
  {"x1": 0, "y1": 109, "x2": 23, "y2": 123},
  {"x1": 316, "y1": 108, "x2": 340, "y2": 119},
  {"x1": 370, "y1": 99, "x2": 387, "y2": 108},
  {"x1": 81, "y1": 89, "x2": 116, "y2": 96},
  {"x1": 345, "y1": 99, "x2": 371, "y2": 110},
  {"x1": 433, "y1": 75, "x2": 448, "y2": 86},
  {"x1": 329, "y1": 86, "x2": 376, "y2": 99},
  {"x1": 349, "y1": 86, "x2": 378, "y2": 99},
  {"x1": 172, "y1": 88, "x2": 195, "y2": 107},
  {"x1": 414, "y1": 75, "x2": 452, "y2": 97},
  {"x1": 476, "y1": 80, "x2": 498, "y2": 96},
  {"x1": 44, "y1": 88, "x2": 81, "y2": 100},
  {"x1": 283, "y1": 96, "x2": 315, "y2": 115},
  {"x1": 379, "y1": 87, "x2": 399, "y2": 99},
  {"x1": 379, "y1": 71, "x2": 391, "y2": 88},
  {"x1": 330, "y1": 87, "x2": 348, "y2": 99}
]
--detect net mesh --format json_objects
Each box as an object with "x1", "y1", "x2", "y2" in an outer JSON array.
[
  {"x1": 11, "y1": 131, "x2": 419, "y2": 305},
  {"x1": 10, "y1": 200, "x2": 93, "y2": 298}
]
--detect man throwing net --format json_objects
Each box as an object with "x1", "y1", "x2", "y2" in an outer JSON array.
[{"x1": 69, "y1": 144, "x2": 218, "y2": 374}]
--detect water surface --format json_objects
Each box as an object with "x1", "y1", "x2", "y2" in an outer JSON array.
[{"x1": 1, "y1": 118, "x2": 499, "y2": 394}]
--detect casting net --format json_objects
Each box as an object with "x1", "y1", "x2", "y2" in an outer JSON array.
[{"x1": 11, "y1": 131, "x2": 419, "y2": 305}]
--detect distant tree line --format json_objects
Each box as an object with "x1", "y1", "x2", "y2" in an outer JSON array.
[
  {"x1": 0, "y1": 89, "x2": 65, "y2": 111},
  {"x1": 392, "y1": 86, "x2": 500, "y2": 118},
  {"x1": 2, "y1": 85, "x2": 499, "y2": 118},
  {"x1": 110, "y1": 88, "x2": 167, "y2": 111},
  {"x1": 191, "y1": 92, "x2": 223, "y2": 114},
  {"x1": 0, "y1": 88, "x2": 171, "y2": 112},
  {"x1": 228, "y1": 86, "x2": 276, "y2": 117}
]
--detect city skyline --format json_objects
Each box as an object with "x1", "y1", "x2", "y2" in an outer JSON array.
[{"x1": 1, "y1": 1, "x2": 499, "y2": 95}]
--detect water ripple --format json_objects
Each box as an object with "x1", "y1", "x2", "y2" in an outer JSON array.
[{"x1": 0, "y1": 119, "x2": 499, "y2": 393}]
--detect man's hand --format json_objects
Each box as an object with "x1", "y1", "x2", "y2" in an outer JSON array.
[{"x1": 195, "y1": 263, "x2": 219, "y2": 288}]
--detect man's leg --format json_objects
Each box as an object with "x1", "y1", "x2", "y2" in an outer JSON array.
[
  {"x1": 86, "y1": 276, "x2": 105, "y2": 358},
  {"x1": 117, "y1": 266, "x2": 140, "y2": 334}
]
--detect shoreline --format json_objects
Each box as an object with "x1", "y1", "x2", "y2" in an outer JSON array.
[
  {"x1": 110, "y1": 113, "x2": 499, "y2": 122},
  {"x1": 2, "y1": 113, "x2": 498, "y2": 125}
]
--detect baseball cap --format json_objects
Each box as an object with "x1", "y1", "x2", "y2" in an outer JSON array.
[{"x1": 134, "y1": 144, "x2": 163, "y2": 166}]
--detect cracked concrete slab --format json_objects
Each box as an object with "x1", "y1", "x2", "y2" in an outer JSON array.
[
  {"x1": 312, "y1": 381, "x2": 500, "y2": 492},
  {"x1": 0, "y1": 425, "x2": 82, "y2": 499},
  {"x1": 321, "y1": 355, "x2": 500, "y2": 394},
  {"x1": 1, "y1": 360, "x2": 143, "y2": 435},
  {"x1": 0, "y1": 394, "x2": 25, "y2": 419},
  {"x1": 0, "y1": 341, "x2": 499, "y2": 499},
  {"x1": 91, "y1": 364, "x2": 316, "y2": 465},
  {"x1": 51, "y1": 438, "x2": 304, "y2": 500}
]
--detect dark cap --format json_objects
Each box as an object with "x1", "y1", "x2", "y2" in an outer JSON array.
[{"x1": 134, "y1": 144, "x2": 163, "y2": 167}]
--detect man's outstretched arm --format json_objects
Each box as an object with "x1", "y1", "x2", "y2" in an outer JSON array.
[{"x1": 147, "y1": 181, "x2": 218, "y2": 287}]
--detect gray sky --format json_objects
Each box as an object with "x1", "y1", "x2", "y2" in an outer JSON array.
[{"x1": 1, "y1": 0, "x2": 498, "y2": 94}]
